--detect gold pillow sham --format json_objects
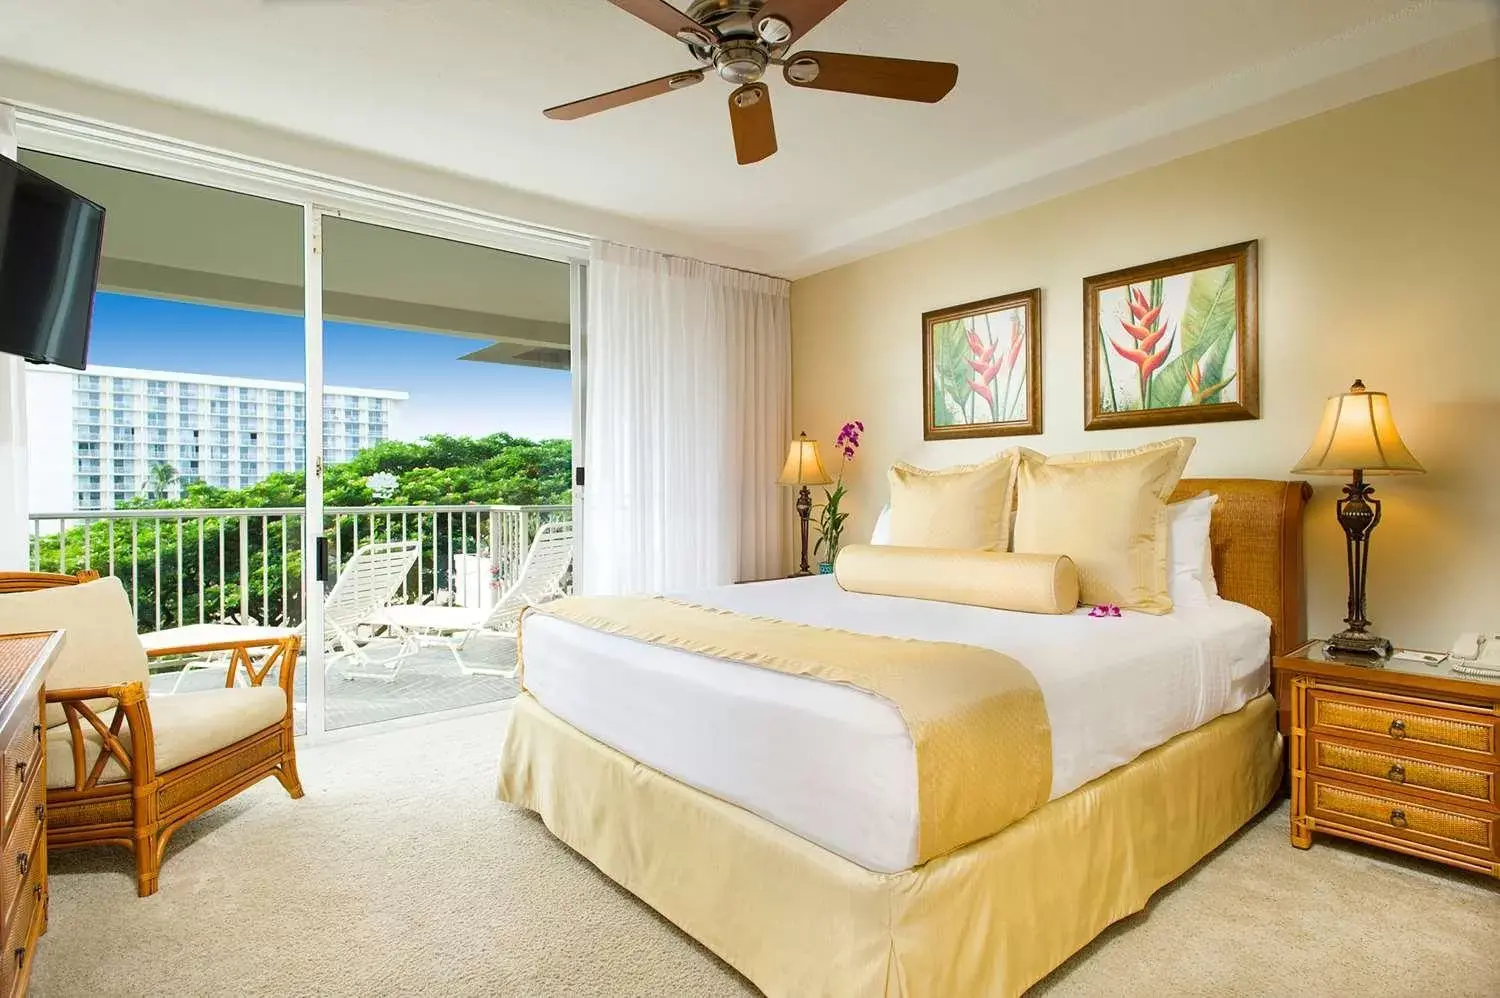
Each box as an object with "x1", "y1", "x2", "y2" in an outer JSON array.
[
  {"x1": 1011, "y1": 438, "x2": 1195, "y2": 613},
  {"x1": 886, "y1": 449, "x2": 1019, "y2": 551},
  {"x1": 834, "y1": 546, "x2": 1079, "y2": 614}
]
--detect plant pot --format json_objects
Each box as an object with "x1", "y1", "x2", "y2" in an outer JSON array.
[{"x1": 817, "y1": 561, "x2": 834, "y2": 575}]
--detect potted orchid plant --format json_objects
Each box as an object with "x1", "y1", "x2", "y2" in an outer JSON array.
[{"x1": 813, "y1": 420, "x2": 863, "y2": 573}]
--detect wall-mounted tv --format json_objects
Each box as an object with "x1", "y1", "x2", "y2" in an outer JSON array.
[{"x1": 0, "y1": 153, "x2": 105, "y2": 370}]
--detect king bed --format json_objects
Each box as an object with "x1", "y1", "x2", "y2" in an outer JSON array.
[{"x1": 498, "y1": 478, "x2": 1310, "y2": 997}]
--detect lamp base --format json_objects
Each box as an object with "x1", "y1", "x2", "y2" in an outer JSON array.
[{"x1": 1325, "y1": 629, "x2": 1392, "y2": 659}]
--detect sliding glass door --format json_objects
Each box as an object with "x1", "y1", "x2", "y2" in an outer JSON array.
[
  {"x1": 303, "y1": 212, "x2": 575, "y2": 732},
  {"x1": 15, "y1": 137, "x2": 583, "y2": 740}
]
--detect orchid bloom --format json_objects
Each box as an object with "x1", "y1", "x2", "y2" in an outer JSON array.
[
  {"x1": 834, "y1": 420, "x2": 864, "y2": 461},
  {"x1": 1088, "y1": 603, "x2": 1123, "y2": 618},
  {"x1": 1110, "y1": 285, "x2": 1175, "y2": 403}
]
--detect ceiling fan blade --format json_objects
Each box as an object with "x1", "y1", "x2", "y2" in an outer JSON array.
[
  {"x1": 602, "y1": 0, "x2": 716, "y2": 46},
  {"x1": 728, "y1": 84, "x2": 777, "y2": 165},
  {"x1": 753, "y1": 0, "x2": 849, "y2": 46},
  {"x1": 545, "y1": 70, "x2": 706, "y2": 121},
  {"x1": 782, "y1": 51, "x2": 958, "y2": 103}
]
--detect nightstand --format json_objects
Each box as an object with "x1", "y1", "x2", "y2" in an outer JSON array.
[{"x1": 1273, "y1": 641, "x2": 1499, "y2": 878}]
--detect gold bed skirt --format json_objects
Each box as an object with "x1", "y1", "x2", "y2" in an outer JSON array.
[{"x1": 498, "y1": 692, "x2": 1282, "y2": 998}]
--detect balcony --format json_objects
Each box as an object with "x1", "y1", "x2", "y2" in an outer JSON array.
[{"x1": 26, "y1": 503, "x2": 571, "y2": 730}]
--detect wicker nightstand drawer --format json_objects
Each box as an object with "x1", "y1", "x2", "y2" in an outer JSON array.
[
  {"x1": 1310, "y1": 736, "x2": 1497, "y2": 810},
  {"x1": 1308, "y1": 687, "x2": 1497, "y2": 761},
  {"x1": 1310, "y1": 780, "x2": 1495, "y2": 860}
]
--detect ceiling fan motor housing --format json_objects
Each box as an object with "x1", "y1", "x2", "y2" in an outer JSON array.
[{"x1": 685, "y1": 0, "x2": 790, "y2": 61}]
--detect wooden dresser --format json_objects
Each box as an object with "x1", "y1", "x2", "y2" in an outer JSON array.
[
  {"x1": 0, "y1": 631, "x2": 59, "y2": 997},
  {"x1": 1274, "y1": 640, "x2": 1499, "y2": 878}
]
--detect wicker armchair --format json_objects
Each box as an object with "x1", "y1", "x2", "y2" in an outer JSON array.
[{"x1": 0, "y1": 570, "x2": 302, "y2": 897}]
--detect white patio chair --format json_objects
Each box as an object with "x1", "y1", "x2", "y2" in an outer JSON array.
[
  {"x1": 323, "y1": 539, "x2": 424, "y2": 680},
  {"x1": 378, "y1": 521, "x2": 573, "y2": 678},
  {"x1": 154, "y1": 539, "x2": 423, "y2": 687}
]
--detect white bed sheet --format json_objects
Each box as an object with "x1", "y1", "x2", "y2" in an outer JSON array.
[{"x1": 522, "y1": 575, "x2": 1270, "y2": 873}]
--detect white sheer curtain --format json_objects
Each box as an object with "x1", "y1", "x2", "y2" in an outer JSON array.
[
  {"x1": 0, "y1": 104, "x2": 28, "y2": 570},
  {"x1": 582, "y1": 242, "x2": 790, "y2": 595}
]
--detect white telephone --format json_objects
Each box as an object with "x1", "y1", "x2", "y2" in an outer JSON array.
[{"x1": 1449, "y1": 632, "x2": 1500, "y2": 677}]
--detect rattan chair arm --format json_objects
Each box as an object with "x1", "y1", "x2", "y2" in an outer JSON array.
[
  {"x1": 46, "y1": 681, "x2": 156, "y2": 790},
  {"x1": 45, "y1": 681, "x2": 149, "y2": 707},
  {"x1": 144, "y1": 635, "x2": 301, "y2": 698}
]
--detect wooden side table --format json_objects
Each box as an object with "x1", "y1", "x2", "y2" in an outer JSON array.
[{"x1": 1272, "y1": 641, "x2": 1499, "y2": 879}]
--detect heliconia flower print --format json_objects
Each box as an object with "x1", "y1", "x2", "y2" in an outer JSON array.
[{"x1": 1108, "y1": 283, "x2": 1175, "y2": 404}]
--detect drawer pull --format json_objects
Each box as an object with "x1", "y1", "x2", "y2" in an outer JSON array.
[
  {"x1": 31, "y1": 723, "x2": 39, "y2": 743},
  {"x1": 1389, "y1": 809, "x2": 1409, "y2": 829},
  {"x1": 13, "y1": 760, "x2": 23, "y2": 782},
  {"x1": 13, "y1": 948, "x2": 21, "y2": 970},
  {"x1": 32, "y1": 885, "x2": 39, "y2": 902},
  {"x1": 34, "y1": 804, "x2": 44, "y2": 822},
  {"x1": 1388, "y1": 718, "x2": 1407, "y2": 739},
  {"x1": 14, "y1": 853, "x2": 27, "y2": 876},
  {"x1": 1388, "y1": 763, "x2": 1407, "y2": 784}
]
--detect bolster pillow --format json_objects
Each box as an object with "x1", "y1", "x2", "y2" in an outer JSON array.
[{"x1": 833, "y1": 545, "x2": 1080, "y2": 614}]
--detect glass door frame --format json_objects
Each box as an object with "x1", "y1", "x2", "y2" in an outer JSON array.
[
  {"x1": 10, "y1": 88, "x2": 594, "y2": 739},
  {"x1": 299, "y1": 205, "x2": 586, "y2": 741}
]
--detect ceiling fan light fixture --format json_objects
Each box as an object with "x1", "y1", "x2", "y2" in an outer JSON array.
[
  {"x1": 785, "y1": 56, "x2": 821, "y2": 84},
  {"x1": 755, "y1": 14, "x2": 793, "y2": 45},
  {"x1": 715, "y1": 42, "x2": 768, "y2": 85}
]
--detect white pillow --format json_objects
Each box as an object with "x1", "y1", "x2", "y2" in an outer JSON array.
[
  {"x1": 1166, "y1": 492, "x2": 1217, "y2": 607},
  {"x1": 870, "y1": 505, "x2": 892, "y2": 545}
]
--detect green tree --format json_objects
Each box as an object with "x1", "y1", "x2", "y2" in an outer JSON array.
[
  {"x1": 33, "y1": 433, "x2": 571, "y2": 630},
  {"x1": 139, "y1": 462, "x2": 178, "y2": 501}
]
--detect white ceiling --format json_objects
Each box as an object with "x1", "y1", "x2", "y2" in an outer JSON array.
[{"x1": 0, "y1": 0, "x2": 1495, "y2": 277}]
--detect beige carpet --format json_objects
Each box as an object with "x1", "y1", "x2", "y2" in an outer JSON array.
[{"x1": 34, "y1": 710, "x2": 1499, "y2": 997}]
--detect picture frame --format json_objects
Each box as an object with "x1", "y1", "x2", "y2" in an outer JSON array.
[
  {"x1": 1083, "y1": 240, "x2": 1259, "y2": 431},
  {"x1": 922, "y1": 288, "x2": 1042, "y2": 441}
]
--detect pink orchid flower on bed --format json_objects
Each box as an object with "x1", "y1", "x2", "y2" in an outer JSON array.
[{"x1": 1088, "y1": 603, "x2": 1122, "y2": 618}]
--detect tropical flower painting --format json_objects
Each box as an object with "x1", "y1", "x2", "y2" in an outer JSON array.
[
  {"x1": 922, "y1": 288, "x2": 1042, "y2": 440},
  {"x1": 1084, "y1": 241, "x2": 1259, "y2": 430}
]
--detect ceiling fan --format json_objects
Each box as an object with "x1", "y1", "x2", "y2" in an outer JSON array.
[{"x1": 547, "y1": 0, "x2": 959, "y2": 165}]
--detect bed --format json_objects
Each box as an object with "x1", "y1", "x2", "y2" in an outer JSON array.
[{"x1": 498, "y1": 478, "x2": 1311, "y2": 997}]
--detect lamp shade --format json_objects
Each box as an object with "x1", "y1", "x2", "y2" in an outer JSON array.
[
  {"x1": 776, "y1": 433, "x2": 833, "y2": 486},
  {"x1": 1291, "y1": 380, "x2": 1424, "y2": 476}
]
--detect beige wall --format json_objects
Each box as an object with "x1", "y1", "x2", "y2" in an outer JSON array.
[{"x1": 791, "y1": 60, "x2": 1500, "y2": 649}]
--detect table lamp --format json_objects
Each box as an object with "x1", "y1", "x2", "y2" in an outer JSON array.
[
  {"x1": 1292, "y1": 380, "x2": 1424, "y2": 657},
  {"x1": 777, "y1": 432, "x2": 833, "y2": 577}
]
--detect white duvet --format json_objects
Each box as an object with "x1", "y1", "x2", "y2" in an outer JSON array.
[{"x1": 521, "y1": 575, "x2": 1270, "y2": 873}]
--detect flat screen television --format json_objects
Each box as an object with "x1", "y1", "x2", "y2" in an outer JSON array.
[{"x1": 0, "y1": 153, "x2": 105, "y2": 370}]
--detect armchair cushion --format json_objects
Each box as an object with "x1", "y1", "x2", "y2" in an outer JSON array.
[
  {"x1": 0, "y1": 577, "x2": 149, "y2": 727},
  {"x1": 46, "y1": 686, "x2": 288, "y2": 790}
]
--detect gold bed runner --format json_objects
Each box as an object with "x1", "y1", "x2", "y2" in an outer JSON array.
[{"x1": 522, "y1": 596, "x2": 1052, "y2": 865}]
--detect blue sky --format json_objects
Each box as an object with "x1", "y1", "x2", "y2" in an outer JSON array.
[{"x1": 87, "y1": 292, "x2": 572, "y2": 441}]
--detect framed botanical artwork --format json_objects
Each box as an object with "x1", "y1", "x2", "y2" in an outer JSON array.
[
  {"x1": 1083, "y1": 240, "x2": 1259, "y2": 430},
  {"x1": 923, "y1": 288, "x2": 1042, "y2": 440}
]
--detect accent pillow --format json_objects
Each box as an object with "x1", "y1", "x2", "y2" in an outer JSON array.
[
  {"x1": 835, "y1": 546, "x2": 1079, "y2": 614},
  {"x1": 1011, "y1": 437, "x2": 1195, "y2": 613},
  {"x1": 886, "y1": 449, "x2": 1020, "y2": 551},
  {"x1": 0, "y1": 577, "x2": 150, "y2": 727},
  {"x1": 1166, "y1": 492, "x2": 1217, "y2": 608},
  {"x1": 870, "y1": 505, "x2": 892, "y2": 545}
]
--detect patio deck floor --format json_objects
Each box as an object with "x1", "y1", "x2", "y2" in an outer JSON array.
[{"x1": 148, "y1": 633, "x2": 521, "y2": 733}]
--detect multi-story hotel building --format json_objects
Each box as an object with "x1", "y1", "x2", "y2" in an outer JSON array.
[{"x1": 26, "y1": 365, "x2": 407, "y2": 512}]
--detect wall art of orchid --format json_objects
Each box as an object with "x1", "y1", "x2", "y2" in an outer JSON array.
[
  {"x1": 1085, "y1": 241, "x2": 1259, "y2": 431},
  {"x1": 923, "y1": 289, "x2": 1041, "y2": 440}
]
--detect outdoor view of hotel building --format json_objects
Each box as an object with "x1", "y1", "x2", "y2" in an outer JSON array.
[{"x1": 25, "y1": 365, "x2": 407, "y2": 512}]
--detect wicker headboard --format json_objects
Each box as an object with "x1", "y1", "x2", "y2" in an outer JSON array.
[{"x1": 1173, "y1": 478, "x2": 1312, "y2": 657}]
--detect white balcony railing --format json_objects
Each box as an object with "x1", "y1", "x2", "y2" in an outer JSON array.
[{"x1": 28, "y1": 503, "x2": 571, "y2": 634}]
